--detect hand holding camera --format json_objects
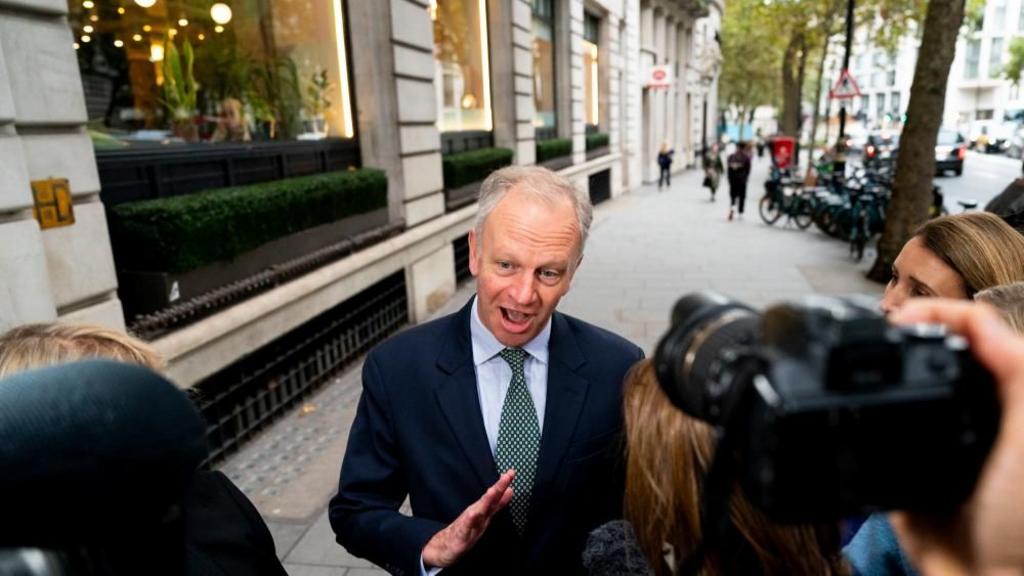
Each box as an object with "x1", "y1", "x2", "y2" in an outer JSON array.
[{"x1": 888, "y1": 300, "x2": 1024, "y2": 574}]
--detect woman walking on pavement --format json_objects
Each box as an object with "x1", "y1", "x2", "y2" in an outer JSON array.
[
  {"x1": 657, "y1": 142, "x2": 674, "y2": 190},
  {"x1": 702, "y1": 143, "x2": 724, "y2": 201},
  {"x1": 727, "y1": 141, "x2": 753, "y2": 221}
]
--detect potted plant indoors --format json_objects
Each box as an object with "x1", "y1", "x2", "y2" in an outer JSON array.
[
  {"x1": 303, "y1": 67, "x2": 332, "y2": 138},
  {"x1": 161, "y1": 39, "x2": 199, "y2": 142}
]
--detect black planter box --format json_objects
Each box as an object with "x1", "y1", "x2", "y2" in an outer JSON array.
[{"x1": 118, "y1": 207, "x2": 389, "y2": 319}]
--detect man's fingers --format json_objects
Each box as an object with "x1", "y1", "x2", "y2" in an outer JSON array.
[{"x1": 479, "y1": 470, "x2": 515, "y2": 508}]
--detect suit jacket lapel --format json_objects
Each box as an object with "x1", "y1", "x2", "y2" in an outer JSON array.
[
  {"x1": 434, "y1": 299, "x2": 499, "y2": 491},
  {"x1": 530, "y1": 312, "x2": 589, "y2": 509}
]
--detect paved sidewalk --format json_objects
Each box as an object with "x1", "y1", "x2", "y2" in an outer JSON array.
[{"x1": 217, "y1": 152, "x2": 883, "y2": 575}]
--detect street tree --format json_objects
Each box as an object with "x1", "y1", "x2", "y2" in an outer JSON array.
[
  {"x1": 1004, "y1": 37, "x2": 1024, "y2": 84},
  {"x1": 718, "y1": 0, "x2": 780, "y2": 140},
  {"x1": 867, "y1": 0, "x2": 967, "y2": 282}
]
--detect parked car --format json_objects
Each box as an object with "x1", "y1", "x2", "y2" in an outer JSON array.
[{"x1": 935, "y1": 128, "x2": 966, "y2": 176}]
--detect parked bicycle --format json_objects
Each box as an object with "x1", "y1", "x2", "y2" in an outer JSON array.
[{"x1": 759, "y1": 169, "x2": 815, "y2": 229}]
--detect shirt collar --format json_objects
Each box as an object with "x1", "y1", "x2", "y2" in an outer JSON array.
[{"x1": 470, "y1": 296, "x2": 551, "y2": 367}]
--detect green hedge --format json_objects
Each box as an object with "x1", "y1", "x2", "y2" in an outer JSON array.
[
  {"x1": 109, "y1": 168, "x2": 388, "y2": 274},
  {"x1": 442, "y1": 147, "x2": 514, "y2": 190},
  {"x1": 586, "y1": 132, "x2": 609, "y2": 151},
  {"x1": 536, "y1": 138, "x2": 573, "y2": 163}
]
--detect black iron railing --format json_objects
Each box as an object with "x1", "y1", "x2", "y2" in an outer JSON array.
[
  {"x1": 588, "y1": 169, "x2": 611, "y2": 205},
  {"x1": 441, "y1": 131, "x2": 495, "y2": 155},
  {"x1": 97, "y1": 138, "x2": 361, "y2": 206},
  {"x1": 453, "y1": 234, "x2": 472, "y2": 285},
  {"x1": 193, "y1": 271, "x2": 408, "y2": 463}
]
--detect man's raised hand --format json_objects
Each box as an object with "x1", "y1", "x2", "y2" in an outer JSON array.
[{"x1": 421, "y1": 470, "x2": 515, "y2": 569}]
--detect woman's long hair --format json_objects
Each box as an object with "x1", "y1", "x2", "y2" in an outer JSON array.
[
  {"x1": 623, "y1": 359, "x2": 847, "y2": 576},
  {"x1": 915, "y1": 212, "x2": 1024, "y2": 298}
]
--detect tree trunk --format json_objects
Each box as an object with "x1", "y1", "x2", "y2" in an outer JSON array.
[
  {"x1": 781, "y1": 31, "x2": 806, "y2": 137},
  {"x1": 808, "y1": 36, "x2": 830, "y2": 172},
  {"x1": 867, "y1": 0, "x2": 967, "y2": 282},
  {"x1": 738, "y1": 106, "x2": 747, "y2": 140}
]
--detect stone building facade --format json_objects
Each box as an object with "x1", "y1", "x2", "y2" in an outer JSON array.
[{"x1": 0, "y1": 0, "x2": 719, "y2": 388}]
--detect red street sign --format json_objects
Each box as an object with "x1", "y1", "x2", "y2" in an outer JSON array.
[{"x1": 830, "y1": 69, "x2": 861, "y2": 99}]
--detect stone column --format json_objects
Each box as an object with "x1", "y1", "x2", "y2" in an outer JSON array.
[
  {"x1": 569, "y1": 0, "x2": 586, "y2": 165},
  {"x1": 351, "y1": 0, "x2": 445, "y2": 229},
  {"x1": 623, "y1": 0, "x2": 643, "y2": 191},
  {"x1": 0, "y1": 0, "x2": 124, "y2": 331},
  {"x1": 508, "y1": 0, "x2": 537, "y2": 165},
  {"x1": 664, "y1": 16, "x2": 677, "y2": 159},
  {"x1": 350, "y1": 0, "x2": 454, "y2": 323},
  {"x1": 605, "y1": 14, "x2": 624, "y2": 196}
]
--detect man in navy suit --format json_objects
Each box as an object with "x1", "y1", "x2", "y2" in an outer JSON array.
[{"x1": 329, "y1": 166, "x2": 644, "y2": 575}]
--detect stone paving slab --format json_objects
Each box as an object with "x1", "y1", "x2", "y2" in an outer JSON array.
[{"x1": 218, "y1": 154, "x2": 884, "y2": 575}]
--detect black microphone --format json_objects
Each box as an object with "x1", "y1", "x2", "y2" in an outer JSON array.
[
  {"x1": 0, "y1": 360, "x2": 208, "y2": 546},
  {"x1": 582, "y1": 520, "x2": 655, "y2": 576}
]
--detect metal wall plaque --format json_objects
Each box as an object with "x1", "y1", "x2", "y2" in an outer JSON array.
[{"x1": 31, "y1": 178, "x2": 75, "y2": 229}]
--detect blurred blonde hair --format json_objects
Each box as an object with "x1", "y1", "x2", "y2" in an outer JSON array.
[
  {"x1": 623, "y1": 359, "x2": 846, "y2": 576},
  {"x1": 915, "y1": 212, "x2": 1024, "y2": 298},
  {"x1": 975, "y1": 282, "x2": 1024, "y2": 335},
  {"x1": 0, "y1": 323, "x2": 162, "y2": 378}
]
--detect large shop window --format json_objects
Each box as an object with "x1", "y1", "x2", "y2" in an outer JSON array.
[
  {"x1": 431, "y1": 0, "x2": 492, "y2": 132},
  {"x1": 67, "y1": 0, "x2": 355, "y2": 148},
  {"x1": 532, "y1": 0, "x2": 556, "y2": 133},
  {"x1": 583, "y1": 12, "x2": 601, "y2": 129}
]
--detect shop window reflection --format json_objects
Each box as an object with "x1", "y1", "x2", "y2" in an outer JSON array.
[
  {"x1": 431, "y1": 0, "x2": 493, "y2": 132},
  {"x1": 532, "y1": 0, "x2": 556, "y2": 131},
  {"x1": 67, "y1": 0, "x2": 355, "y2": 148},
  {"x1": 583, "y1": 12, "x2": 601, "y2": 130}
]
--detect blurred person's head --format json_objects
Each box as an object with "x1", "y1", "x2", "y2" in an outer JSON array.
[
  {"x1": 0, "y1": 323, "x2": 162, "y2": 378},
  {"x1": 622, "y1": 359, "x2": 846, "y2": 576},
  {"x1": 660, "y1": 142, "x2": 670, "y2": 154},
  {"x1": 880, "y1": 212, "x2": 1024, "y2": 313},
  {"x1": 975, "y1": 282, "x2": 1024, "y2": 335},
  {"x1": 470, "y1": 166, "x2": 591, "y2": 348}
]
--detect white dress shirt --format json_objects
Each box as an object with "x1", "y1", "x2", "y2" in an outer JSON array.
[{"x1": 469, "y1": 296, "x2": 550, "y2": 452}]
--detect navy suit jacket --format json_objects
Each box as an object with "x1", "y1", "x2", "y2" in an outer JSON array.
[{"x1": 329, "y1": 298, "x2": 644, "y2": 575}]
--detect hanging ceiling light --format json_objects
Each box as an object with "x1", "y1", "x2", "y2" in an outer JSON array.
[
  {"x1": 178, "y1": 18, "x2": 188, "y2": 27},
  {"x1": 82, "y1": 0, "x2": 95, "y2": 8},
  {"x1": 214, "y1": 25, "x2": 224, "y2": 33},
  {"x1": 114, "y1": 39, "x2": 124, "y2": 47},
  {"x1": 210, "y1": 3, "x2": 232, "y2": 25},
  {"x1": 134, "y1": 0, "x2": 157, "y2": 8}
]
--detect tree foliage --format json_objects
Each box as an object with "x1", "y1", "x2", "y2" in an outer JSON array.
[
  {"x1": 718, "y1": 0, "x2": 781, "y2": 138},
  {"x1": 1005, "y1": 37, "x2": 1024, "y2": 84}
]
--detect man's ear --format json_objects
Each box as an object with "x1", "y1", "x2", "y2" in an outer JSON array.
[{"x1": 468, "y1": 229, "x2": 480, "y2": 277}]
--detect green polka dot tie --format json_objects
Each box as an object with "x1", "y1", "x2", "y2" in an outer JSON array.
[{"x1": 494, "y1": 347, "x2": 540, "y2": 535}]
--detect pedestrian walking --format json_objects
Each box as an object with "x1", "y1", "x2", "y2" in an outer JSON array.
[
  {"x1": 657, "y1": 142, "x2": 674, "y2": 190},
  {"x1": 727, "y1": 141, "x2": 753, "y2": 221},
  {"x1": 702, "y1": 143, "x2": 723, "y2": 202}
]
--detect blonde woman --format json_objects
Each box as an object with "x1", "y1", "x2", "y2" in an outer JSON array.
[
  {"x1": 615, "y1": 359, "x2": 847, "y2": 576},
  {"x1": 0, "y1": 322, "x2": 287, "y2": 576}
]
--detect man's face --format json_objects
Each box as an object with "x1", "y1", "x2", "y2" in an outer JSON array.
[{"x1": 469, "y1": 186, "x2": 581, "y2": 347}]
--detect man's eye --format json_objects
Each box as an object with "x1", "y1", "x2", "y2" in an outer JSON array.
[{"x1": 496, "y1": 261, "x2": 513, "y2": 271}]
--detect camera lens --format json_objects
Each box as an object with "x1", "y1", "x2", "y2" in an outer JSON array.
[{"x1": 654, "y1": 292, "x2": 759, "y2": 424}]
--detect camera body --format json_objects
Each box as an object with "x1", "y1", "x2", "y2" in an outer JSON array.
[{"x1": 655, "y1": 292, "x2": 1000, "y2": 522}]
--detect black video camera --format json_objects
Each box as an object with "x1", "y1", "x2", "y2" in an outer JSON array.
[{"x1": 654, "y1": 292, "x2": 1000, "y2": 522}]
